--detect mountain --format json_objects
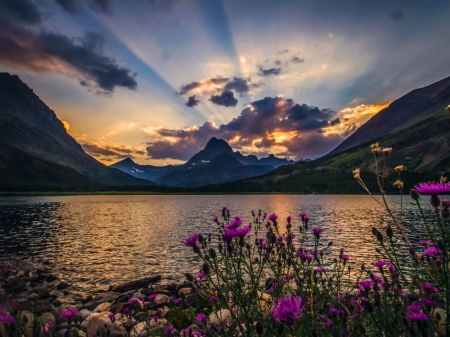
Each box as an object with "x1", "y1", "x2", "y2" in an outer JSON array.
[
  {"x1": 194, "y1": 76, "x2": 450, "y2": 193},
  {"x1": 0, "y1": 73, "x2": 153, "y2": 191},
  {"x1": 156, "y1": 151, "x2": 275, "y2": 188},
  {"x1": 110, "y1": 137, "x2": 294, "y2": 187},
  {"x1": 330, "y1": 75, "x2": 450, "y2": 155},
  {"x1": 110, "y1": 158, "x2": 178, "y2": 181}
]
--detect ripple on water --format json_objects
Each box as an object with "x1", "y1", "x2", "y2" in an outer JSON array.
[{"x1": 0, "y1": 195, "x2": 434, "y2": 292}]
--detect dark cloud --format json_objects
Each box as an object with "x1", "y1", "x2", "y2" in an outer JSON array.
[
  {"x1": 185, "y1": 95, "x2": 200, "y2": 107},
  {"x1": 390, "y1": 8, "x2": 404, "y2": 21},
  {"x1": 291, "y1": 56, "x2": 304, "y2": 63},
  {"x1": 258, "y1": 67, "x2": 281, "y2": 76},
  {"x1": 0, "y1": 0, "x2": 41, "y2": 24},
  {"x1": 274, "y1": 60, "x2": 282, "y2": 66},
  {"x1": 82, "y1": 142, "x2": 144, "y2": 159},
  {"x1": 278, "y1": 49, "x2": 289, "y2": 54},
  {"x1": 210, "y1": 91, "x2": 238, "y2": 107},
  {"x1": 88, "y1": 0, "x2": 112, "y2": 14},
  {"x1": 179, "y1": 76, "x2": 228, "y2": 95},
  {"x1": 146, "y1": 96, "x2": 343, "y2": 160},
  {"x1": 222, "y1": 77, "x2": 260, "y2": 94},
  {"x1": 54, "y1": 0, "x2": 79, "y2": 14}
]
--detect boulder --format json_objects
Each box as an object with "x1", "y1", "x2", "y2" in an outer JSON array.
[
  {"x1": 56, "y1": 282, "x2": 70, "y2": 290},
  {"x1": 35, "y1": 300, "x2": 54, "y2": 314},
  {"x1": 79, "y1": 309, "x2": 92, "y2": 321},
  {"x1": 185, "y1": 293, "x2": 197, "y2": 306},
  {"x1": 93, "y1": 302, "x2": 111, "y2": 313},
  {"x1": 35, "y1": 286, "x2": 50, "y2": 299},
  {"x1": 154, "y1": 294, "x2": 170, "y2": 306},
  {"x1": 109, "y1": 275, "x2": 161, "y2": 292},
  {"x1": 209, "y1": 309, "x2": 231, "y2": 326},
  {"x1": 27, "y1": 293, "x2": 40, "y2": 301},
  {"x1": 178, "y1": 288, "x2": 193, "y2": 298}
]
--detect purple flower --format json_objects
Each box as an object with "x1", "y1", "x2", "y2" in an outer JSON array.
[
  {"x1": 421, "y1": 282, "x2": 439, "y2": 293},
  {"x1": 423, "y1": 247, "x2": 440, "y2": 256},
  {"x1": 442, "y1": 200, "x2": 450, "y2": 209},
  {"x1": 420, "y1": 298, "x2": 435, "y2": 306},
  {"x1": 234, "y1": 226, "x2": 250, "y2": 238},
  {"x1": 222, "y1": 206, "x2": 228, "y2": 211},
  {"x1": 408, "y1": 312, "x2": 428, "y2": 322},
  {"x1": 407, "y1": 303, "x2": 421, "y2": 312},
  {"x1": 388, "y1": 264, "x2": 395, "y2": 273},
  {"x1": 412, "y1": 182, "x2": 450, "y2": 195},
  {"x1": 342, "y1": 255, "x2": 350, "y2": 262},
  {"x1": 420, "y1": 240, "x2": 431, "y2": 246},
  {"x1": 223, "y1": 230, "x2": 236, "y2": 243},
  {"x1": 272, "y1": 295, "x2": 303, "y2": 326},
  {"x1": 209, "y1": 296, "x2": 218, "y2": 302},
  {"x1": 311, "y1": 228, "x2": 324, "y2": 236},
  {"x1": 148, "y1": 294, "x2": 157, "y2": 301},
  {"x1": 372, "y1": 260, "x2": 387, "y2": 268},
  {"x1": 183, "y1": 234, "x2": 199, "y2": 247},
  {"x1": 196, "y1": 313, "x2": 207, "y2": 322},
  {"x1": 108, "y1": 313, "x2": 115, "y2": 321},
  {"x1": 60, "y1": 308, "x2": 78, "y2": 319},
  {"x1": 315, "y1": 268, "x2": 323, "y2": 273},
  {"x1": 268, "y1": 213, "x2": 278, "y2": 222},
  {"x1": 359, "y1": 280, "x2": 373, "y2": 289},
  {"x1": 299, "y1": 212, "x2": 307, "y2": 220},
  {"x1": 128, "y1": 297, "x2": 139, "y2": 304},
  {"x1": 225, "y1": 221, "x2": 240, "y2": 230},
  {"x1": 0, "y1": 308, "x2": 15, "y2": 324},
  {"x1": 304, "y1": 216, "x2": 310, "y2": 224},
  {"x1": 196, "y1": 273, "x2": 206, "y2": 280},
  {"x1": 287, "y1": 215, "x2": 292, "y2": 223},
  {"x1": 123, "y1": 308, "x2": 129, "y2": 314},
  {"x1": 173, "y1": 299, "x2": 181, "y2": 304},
  {"x1": 164, "y1": 326, "x2": 173, "y2": 334},
  {"x1": 326, "y1": 319, "x2": 333, "y2": 327},
  {"x1": 213, "y1": 216, "x2": 219, "y2": 223}
]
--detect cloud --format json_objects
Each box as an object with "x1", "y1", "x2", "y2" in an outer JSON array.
[
  {"x1": 0, "y1": 0, "x2": 41, "y2": 24},
  {"x1": 210, "y1": 91, "x2": 238, "y2": 107},
  {"x1": 88, "y1": 0, "x2": 112, "y2": 14},
  {"x1": 390, "y1": 8, "x2": 404, "y2": 21},
  {"x1": 145, "y1": 96, "x2": 344, "y2": 160},
  {"x1": 291, "y1": 56, "x2": 304, "y2": 64},
  {"x1": 185, "y1": 95, "x2": 200, "y2": 107},
  {"x1": 54, "y1": 0, "x2": 79, "y2": 14},
  {"x1": 278, "y1": 49, "x2": 289, "y2": 54},
  {"x1": 0, "y1": 2, "x2": 137, "y2": 94},
  {"x1": 179, "y1": 76, "x2": 229, "y2": 95},
  {"x1": 274, "y1": 60, "x2": 282, "y2": 66},
  {"x1": 62, "y1": 121, "x2": 70, "y2": 132},
  {"x1": 258, "y1": 67, "x2": 281, "y2": 76},
  {"x1": 82, "y1": 142, "x2": 144, "y2": 160}
]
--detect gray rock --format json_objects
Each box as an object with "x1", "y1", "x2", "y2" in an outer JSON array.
[
  {"x1": 178, "y1": 288, "x2": 193, "y2": 298},
  {"x1": 185, "y1": 293, "x2": 197, "y2": 306},
  {"x1": 35, "y1": 300, "x2": 54, "y2": 314},
  {"x1": 154, "y1": 294, "x2": 170, "y2": 306},
  {"x1": 27, "y1": 293, "x2": 40, "y2": 301},
  {"x1": 35, "y1": 286, "x2": 50, "y2": 299},
  {"x1": 167, "y1": 283, "x2": 178, "y2": 292}
]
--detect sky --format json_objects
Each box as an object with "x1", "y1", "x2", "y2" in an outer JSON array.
[{"x1": 1, "y1": 0, "x2": 450, "y2": 165}]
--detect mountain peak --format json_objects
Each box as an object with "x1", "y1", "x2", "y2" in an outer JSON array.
[
  {"x1": 204, "y1": 137, "x2": 232, "y2": 151},
  {"x1": 119, "y1": 157, "x2": 135, "y2": 165}
]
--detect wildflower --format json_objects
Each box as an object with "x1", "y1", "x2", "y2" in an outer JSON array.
[
  {"x1": 209, "y1": 296, "x2": 218, "y2": 302},
  {"x1": 225, "y1": 219, "x2": 241, "y2": 230},
  {"x1": 342, "y1": 255, "x2": 349, "y2": 262},
  {"x1": 370, "y1": 142, "x2": 379, "y2": 149},
  {"x1": 315, "y1": 268, "x2": 323, "y2": 273},
  {"x1": 446, "y1": 105, "x2": 450, "y2": 112},
  {"x1": 393, "y1": 180, "x2": 404, "y2": 189},
  {"x1": 394, "y1": 165, "x2": 406, "y2": 173},
  {"x1": 0, "y1": 308, "x2": 15, "y2": 324},
  {"x1": 388, "y1": 264, "x2": 395, "y2": 273},
  {"x1": 420, "y1": 240, "x2": 431, "y2": 246},
  {"x1": 272, "y1": 295, "x2": 304, "y2": 326},
  {"x1": 164, "y1": 326, "x2": 174, "y2": 335},
  {"x1": 128, "y1": 297, "x2": 139, "y2": 304},
  {"x1": 183, "y1": 234, "x2": 199, "y2": 247},
  {"x1": 268, "y1": 213, "x2": 278, "y2": 222},
  {"x1": 223, "y1": 230, "x2": 235, "y2": 243},
  {"x1": 213, "y1": 216, "x2": 219, "y2": 223},
  {"x1": 287, "y1": 215, "x2": 292, "y2": 223},
  {"x1": 148, "y1": 294, "x2": 157, "y2": 301},
  {"x1": 173, "y1": 299, "x2": 181, "y2": 304},
  {"x1": 412, "y1": 181, "x2": 450, "y2": 195},
  {"x1": 304, "y1": 216, "x2": 310, "y2": 224},
  {"x1": 407, "y1": 303, "x2": 421, "y2": 312},
  {"x1": 299, "y1": 212, "x2": 307, "y2": 220},
  {"x1": 196, "y1": 273, "x2": 206, "y2": 280},
  {"x1": 407, "y1": 312, "x2": 428, "y2": 322},
  {"x1": 353, "y1": 168, "x2": 360, "y2": 179},
  {"x1": 234, "y1": 226, "x2": 250, "y2": 238},
  {"x1": 442, "y1": 200, "x2": 450, "y2": 209},
  {"x1": 312, "y1": 228, "x2": 324, "y2": 238},
  {"x1": 420, "y1": 282, "x2": 439, "y2": 293},
  {"x1": 381, "y1": 147, "x2": 392, "y2": 155},
  {"x1": 60, "y1": 308, "x2": 78, "y2": 319},
  {"x1": 108, "y1": 313, "x2": 115, "y2": 321},
  {"x1": 372, "y1": 260, "x2": 387, "y2": 268},
  {"x1": 222, "y1": 206, "x2": 228, "y2": 212},
  {"x1": 371, "y1": 144, "x2": 381, "y2": 154},
  {"x1": 422, "y1": 247, "x2": 440, "y2": 256},
  {"x1": 420, "y1": 298, "x2": 434, "y2": 306},
  {"x1": 196, "y1": 313, "x2": 207, "y2": 322},
  {"x1": 359, "y1": 280, "x2": 373, "y2": 290},
  {"x1": 326, "y1": 319, "x2": 334, "y2": 327}
]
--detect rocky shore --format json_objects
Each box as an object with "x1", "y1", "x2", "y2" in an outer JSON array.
[{"x1": 0, "y1": 262, "x2": 202, "y2": 336}]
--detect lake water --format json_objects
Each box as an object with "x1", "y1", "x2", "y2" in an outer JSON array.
[{"x1": 0, "y1": 195, "x2": 431, "y2": 293}]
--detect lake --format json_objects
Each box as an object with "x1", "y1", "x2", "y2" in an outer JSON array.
[{"x1": 0, "y1": 194, "x2": 430, "y2": 293}]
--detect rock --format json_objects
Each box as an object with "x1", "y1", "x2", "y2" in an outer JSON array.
[
  {"x1": 29, "y1": 274, "x2": 47, "y2": 282},
  {"x1": 209, "y1": 309, "x2": 231, "y2": 326},
  {"x1": 140, "y1": 287, "x2": 155, "y2": 296},
  {"x1": 130, "y1": 322, "x2": 146, "y2": 337},
  {"x1": 80, "y1": 313, "x2": 100, "y2": 329},
  {"x1": 154, "y1": 294, "x2": 170, "y2": 306},
  {"x1": 28, "y1": 293, "x2": 40, "y2": 301},
  {"x1": 116, "y1": 293, "x2": 131, "y2": 303},
  {"x1": 36, "y1": 265, "x2": 50, "y2": 273},
  {"x1": 20, "y1": 310, "x2": 34, "y2": 325},
  {"x1": 35, "y1": 300, "x2": 54, "y2": 314},
  {"x1": 35, "y1": 286, "x2": 50, "y2": 298},
  {"x1": 77, "y1": 331, "x2": 86, "y2": 337},
  {"x1": 185, "y1": 293, "x2": 197, "y2": 306},
  {"x1": 82, "y1": 292, "x2": 121, "y2": 311},
  {"x1": 158, "y1": 306, "x2": 170, "y2": 318},
  {"x1": 93, "y1": 302, "x2": 111, "y2": 313},
  {"x1": 167, "y1": 283, "x2": 177, "y2": 292},
  {"x1": 114, "y1": 313, "x2": 136, "y2": 326},
  {"x1": 56, "y1": 282, "x2": 70, "y2": 290},
  {"x1": 79, "y1": 309, "x2": 92, "y2": 321},
  {"x1": 81, "y1": 294, "x2": 93, "y2": 303},
  {"x1": 178, "y1": 288, "x2": 193, "y2": 298},
  {"x1": 111, "y1": 325, "x2": 127, "y2": 337},
  {"x1": 110, "y1": 275, "x2": 162, "y2": 292},
  {"x1": 46, "y1": 274, "x2": 59, "y2": 282}
]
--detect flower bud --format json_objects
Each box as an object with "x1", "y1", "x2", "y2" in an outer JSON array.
[
  {"x1": 441, "y1": 208, "x2": 450, "y2": 219},
  {"x1": 202, "y1": 263, "x2": 210, "y2": 275},
  {"x1": 193, "y1": 245, "x2": 200, "y2": 254},
  {"x1": 185, "y1": 273, "x2": 194, "y2": 282},
  {"x1": 376, "y1": 232, "x2": 383, "y2": 242},
  {"x1": 328, "y1": 241, "x2": 333, "y2": 247},
  {"x1": 209, "y1": 248, "x2": 217, "y2": 259},
  {"x1": 198, "y1": 234, "x2": 204, "y2": 244},
  {"x1": 386, "y1": 224, "x2": 394, "y2": 238},
  {"x1": 255, "y1": 322, "x2": 264, "y2": 335},
  {"x1": 410, "y1": 189, "x2": 420, "y2": 201},
  {"x1": 218, "y1": 243, "x2": 223, "y2": 253},
  {"x1": 431, "y1": 195, "x2": 441, "y2": 208}
]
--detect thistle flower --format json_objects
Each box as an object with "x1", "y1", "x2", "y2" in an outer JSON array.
[
  {"x1": 446, "y1": 105, "x2": 450, "y2": 112},
  {"x1": 342, "y1": 255, "x2": 350, "y2": 262},
  {"x1": 372, "y1": 260, "x2": 387, "y2": 268},
  {"x1": 381, "y1": 147, "x2": 392, "y2": 155},
  {"x1": 164, "y1": 326, "x2": 174, "y2": 335},
  {"x1": 315, "y1": 268, "x2": 323, "y2": 273},
  {"x1": 196, "y1": 273, "x2": 206, "y2": 280},
  {"x1": 272, "y1": 295, "x2": 304, "y2": 326},
  {"x1": 420, "y1": 282, "x2": 439, "y2": 293},
  {"x1": 128, "y1": 297, "x2": 139, "y2": 304},
  {"x1": 393, "y1": 180, "x2": 404, "y2": 189},
  {"x1": 0, "y1": 308, "x2": 15, "y2": 324},
  {"x1": 60, "y1": 308, "x2": 78, "y2": 319},
  {"x1": 183, "y1": 234, "x2": 199, "y2": 247},
  {"x1": 407, "y1": 312, "x2": 428, "y2": 321},
  {"x1": 407, "y1": 303, "x2": 421, "y2": 312},
  {"x1": 412, "y1": 182, "x2": 450, "y2": 195},
  {"x1": 422, "y1": 247, "x2": 440, "y2": 256},
  {"x1": 213, "y1": 216, "x2": 219, "y2": 223},
  {"x1": 234, "y1": 226, "x2": 250, "y2": 238},
  {"x1": 225, "y1": 220, "x2": 241, "y2": 230},
  {"x1": 108, "y1": 313, "x2": 115, "y2": 321},
  {"x1": 209, "y1": 296, "x2": 218, "y2": 302},
  {"x1": 287, "y1": 215, "x2": 292, "y2": 223},
  {"x1": 394, "y1": 165, "x2": 406, "y2": 173},
  {"x1": 442, "y1": 200, "x2": 450, "y2": 209},
  {"x1": 268, "y1": 213, "x2": 278, "y2": 222},
  {"x1": 196, "y1": 313, "x2": 207, "y2": 322},
  {"x1": 148, "y1": 294, "x2": 157, "y2": 301},
  {"x1": 359, "y1": 280, "x2": 373, "y2": 289},
  {"x1": 420, "y1": 298, "x2": 434, "y2": 306},
  {"x1": 353, "y1": 168, "x2": 360, "y2": 179},
  {"x1": 311, "y1": 228, "x2": 324, "y2": 238},
  {"x1": 173, "y1": 298, "x2": 181, "y2": 304},
  {"x1": 370, "y1": 142, "x2": 379, "y2": 149}
]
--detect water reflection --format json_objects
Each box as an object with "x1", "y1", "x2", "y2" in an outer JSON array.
[{"x1": 0, "y1": 195, "x2": 434, "y2": 292}]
